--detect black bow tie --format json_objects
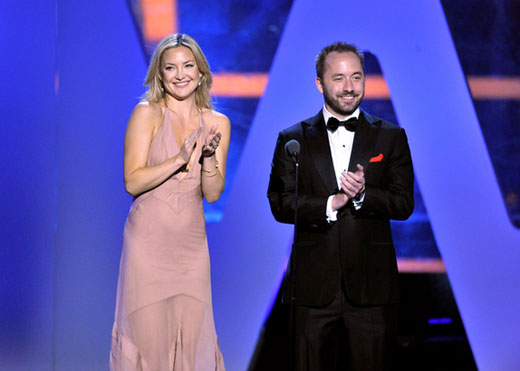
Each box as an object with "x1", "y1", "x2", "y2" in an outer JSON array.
[{"x1": 326, "y1": 116, "x2": 359, "y2": 132}]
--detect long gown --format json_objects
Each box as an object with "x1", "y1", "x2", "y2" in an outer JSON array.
[{"x1": 110, "y1": 108, "x2": 225, "y2": 371}]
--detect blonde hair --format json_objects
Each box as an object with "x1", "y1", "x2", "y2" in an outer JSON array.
[{"x1": 142, "y1": 33, "x2": 213, "y2": 109}]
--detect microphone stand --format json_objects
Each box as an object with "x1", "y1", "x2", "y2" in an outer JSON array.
[{"x1": 288, "y1": 151, "x2": 299, "y2": 371}]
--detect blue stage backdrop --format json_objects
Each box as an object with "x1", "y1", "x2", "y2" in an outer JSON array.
[
  {"x1": 1, "y1": 1, "x2": 57, "y2": 369},
  {"x1": 1, "y1": 1, "x2": 519, "y2": 370}
]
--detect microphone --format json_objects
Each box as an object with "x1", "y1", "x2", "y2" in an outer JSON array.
[{"x1": 285, "y1": 139, "x2": 300, "y2": 158}]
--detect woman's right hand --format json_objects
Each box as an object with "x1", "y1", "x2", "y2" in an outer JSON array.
[{"x1": 179, "y1": 128, "x2": 202, "y2": 164}]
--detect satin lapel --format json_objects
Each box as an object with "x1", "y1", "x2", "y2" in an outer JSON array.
[
  {"x1": 348, "y1": 110, "x2": 382, "y2": 172},
  {"x1": 304, "y1": 112, "x2": 338, "y2": 194}
]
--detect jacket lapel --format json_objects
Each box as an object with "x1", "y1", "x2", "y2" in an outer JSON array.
[
  {"x1": 304, "y1": 111, "x2": 338, "y2": 194},
  {"x1": 348, "y1": 110, "x2": 382, "y2": 172}
]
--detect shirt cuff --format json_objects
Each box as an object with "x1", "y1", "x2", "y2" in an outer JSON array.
[
  {"x1": 352, "y1": 190, "x2": 365, "y2": 210},
  {"x1": 326, "y1": 195, "x2": 338, "y2": 222}
]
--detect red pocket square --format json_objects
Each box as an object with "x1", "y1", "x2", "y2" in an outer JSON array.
[{"x1": 369, "y1": 153, "x2": 383, "y2": 163}]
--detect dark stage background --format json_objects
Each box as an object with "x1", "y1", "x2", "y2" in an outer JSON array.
[{"x1": 1, "y1": 0, "x2": 519, "y2": 370}]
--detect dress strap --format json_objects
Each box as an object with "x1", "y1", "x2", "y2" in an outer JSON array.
[{"x1": 198, "y1": 111, "x2": 204, "y2": 129}]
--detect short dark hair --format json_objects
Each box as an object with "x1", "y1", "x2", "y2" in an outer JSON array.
[{"x1": 315, "y1": 42, "x2": 365, "y2": 78}]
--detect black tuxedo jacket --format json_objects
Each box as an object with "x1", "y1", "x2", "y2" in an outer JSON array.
[{"x1": 267, "y1": 109, "x2": 414, "y2": 307}]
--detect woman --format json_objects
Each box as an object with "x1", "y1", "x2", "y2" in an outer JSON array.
[{"x1": 110, "y1": 33, "x2": 229, "y2": 370}]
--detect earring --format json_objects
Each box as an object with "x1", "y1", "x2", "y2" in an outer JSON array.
[{"x1": 159, "y1": 80, "x2": 165, "y2": 94}]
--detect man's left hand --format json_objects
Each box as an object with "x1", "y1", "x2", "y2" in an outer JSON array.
[{"x1": 340, "y1": 164, "x2": 365, "y2": 199}]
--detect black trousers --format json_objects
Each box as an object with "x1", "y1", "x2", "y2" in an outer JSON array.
[{"x1": 293, "y1": 288, "x2": 398, "y2": 371}]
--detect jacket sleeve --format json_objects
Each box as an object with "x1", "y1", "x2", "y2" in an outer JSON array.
[
  {"x1": 357, "y1": 128, "x2": 414, "y2": 220},
  {"x1": 267, "y1": 131, "x2": 329, "y2": 225}
]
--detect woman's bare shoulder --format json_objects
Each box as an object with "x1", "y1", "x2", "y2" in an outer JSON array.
[
  {"x1": 132, "y1": 101, "x2": 163, "y2": 119},
  {"x1": 202, "y1": 108, "x2": 230, "y2": 129},
  {"x1": 128, "y1": 101, "x2": 164, "y2": 130}
]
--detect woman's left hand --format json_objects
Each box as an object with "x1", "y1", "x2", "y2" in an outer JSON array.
[{"x1": 202, "y1": 124, "x2": 222, "y2": 157}]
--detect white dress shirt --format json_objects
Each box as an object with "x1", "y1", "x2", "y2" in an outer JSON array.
[{"x1": 323, "y1": 106, "x2": 364, "y2": 221}]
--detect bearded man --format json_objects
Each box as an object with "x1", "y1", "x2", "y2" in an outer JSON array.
[{"x1": 267, "y1": 42, "x2": 415, "y2": 371}]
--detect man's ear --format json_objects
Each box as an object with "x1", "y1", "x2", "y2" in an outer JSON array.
[{"x1": 315, "y1": 77, "x2": 324, "y2": 94}]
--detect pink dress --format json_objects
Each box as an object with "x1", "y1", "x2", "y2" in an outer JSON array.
[{"x1": 110, "y1": 108, "x2": 225, "y2": 370}]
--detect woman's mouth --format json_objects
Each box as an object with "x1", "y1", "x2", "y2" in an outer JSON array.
[{"x1": 173, "y1": 81, "x2": 190, "y2": 88}]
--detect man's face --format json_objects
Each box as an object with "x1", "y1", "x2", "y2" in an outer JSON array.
[{"x1": 316, "y1": 51, "x2": 365, "y2": 118}]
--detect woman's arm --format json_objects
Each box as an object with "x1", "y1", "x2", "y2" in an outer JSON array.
[
  {"x1": 200, "y1": 112, "x2": 231, "y2": 203},
  {"x1": 123, "y1": 103, "x2": 200, "y2": 196}
]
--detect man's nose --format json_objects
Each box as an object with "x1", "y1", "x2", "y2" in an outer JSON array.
[{"x1": 343, "y1": 79, "x2": 354, "y2": 92}]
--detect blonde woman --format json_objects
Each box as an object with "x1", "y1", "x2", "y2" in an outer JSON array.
[{"x1": 110, "y1": 33, "x2": 229, "y2": 370}]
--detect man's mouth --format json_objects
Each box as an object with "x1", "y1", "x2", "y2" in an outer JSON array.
[{"x1": 339, "y1": 94, "x2": 356, "y2": 101}]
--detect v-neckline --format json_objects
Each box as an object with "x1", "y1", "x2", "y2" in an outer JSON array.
[
  {"x1": 164, "y1": 107, "x2": 203, "y2": 147},
  {"x1": 163, "y1": 108, "x2": 204, "y2": 178}
]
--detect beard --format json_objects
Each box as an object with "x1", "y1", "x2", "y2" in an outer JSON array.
[{"x1": 323, "y1": 90, "x2": 364, "y2": 117}]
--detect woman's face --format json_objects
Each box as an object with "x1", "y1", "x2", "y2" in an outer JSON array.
[{"x1": 159, "y1": 46, "x2": 202, "y2": 101}]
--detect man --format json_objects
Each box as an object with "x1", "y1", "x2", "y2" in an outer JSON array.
[{"x1": 267, "y1": 42, "x2": 414, "y2": 370}]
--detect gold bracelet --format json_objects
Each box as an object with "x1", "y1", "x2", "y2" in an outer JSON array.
[
  {"x1": 203, "y1": 155, "x2": 219, "y2": 165},
  {"x1": 203, "y1": 172, "x2": 218, "y2": 177},
  {"x1": 201, "y1": 160, "x2": 219, "y2": 173}
]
